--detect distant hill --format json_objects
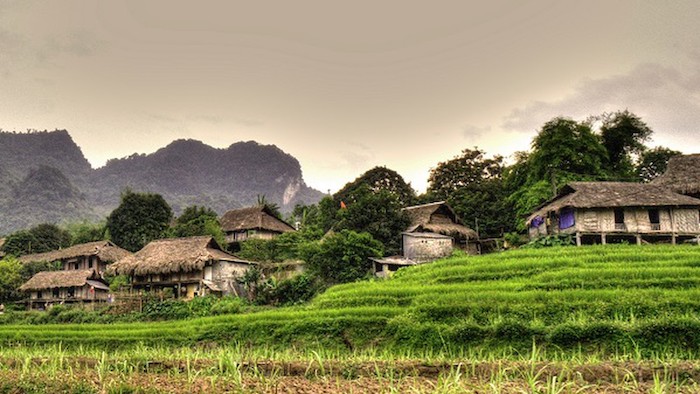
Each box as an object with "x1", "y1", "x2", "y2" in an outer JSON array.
[{"x1": 0, "y1": 130, "x2": 324, "y2": 235}]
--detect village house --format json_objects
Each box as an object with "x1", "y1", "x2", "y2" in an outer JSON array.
[
  {"x1": 372, "y1": 201, "x2": 478, "y2": 277},
  {"x1": 18, "y1": 240, "x2": 131, "y2": 277},
  {"x1": 652, "y1": 154, "x2": 700, "y2": 198},
  {"x1": 220, "y1": 205, "x2": 296, "y2": 247},
  {"x1": 527, "y1": 182, "x2": 700, "y2": 245},
  {"x1": 19, "y1": 270, "x2": 110, "y2": 310},
  {"x1": 109, "y1": 236, "x2": 256, "y2": 299}
]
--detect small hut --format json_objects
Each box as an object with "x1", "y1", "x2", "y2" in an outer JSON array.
[
  {"x1": 652, "y1": 154, "x2": 700, "y2": 198},
  {"x1": 18, "y1": 241, "x2": 131, "y2": 276},
  {"x1": 527, "y1": 182, "x2": 700, "y2": 245},
  {"x1": 109, "y1": 236, "x2": 256, "y2": 299},
  {"x1": 220, "y1": 205, "x2": 296, "y2": 245},
  {"x1": 403, "y1": 201, "x2": 479, "y2": 255},
  {"x1": 19, "y1": 269, "x2": 109, "y2": 310}
]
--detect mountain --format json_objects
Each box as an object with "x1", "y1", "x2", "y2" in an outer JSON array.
[{"x1": 0, "y1": 131, "x2": 324, "y2": 235}]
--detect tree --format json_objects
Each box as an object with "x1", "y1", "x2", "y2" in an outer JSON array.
[
  {"x1": 427, "y1": 148, "x2": 514, "y2": 237},
  {"x1": 636, "y1": 146, "x2": 681, "y2": 183},
  {"x1": 599, "y1": 110, "x2": 653, "y2": 180},
  {"x1": 106, "y1": 190, "x2": 173, "y2": 252},
  {"x1": 65, "y1": 221, "x2": 107, "y2": 245},
  {"x1": 334, "y1": 166, "x2": 416, "y2": 207},
  {"x1": 334, "y1": 185, "x2": 411, "y2": 255},
  {"x1": 0, "y1": 257, "x2": 23, "y2": 303},
  {"x1": 427, "y1": 148, "x2": 503, "y2": 200},
  {"x1": 1, "y1": 223, "x2": 71, "y2": 256},
  {"x1": 300, "y1": 230, "x2": 383, "y2": 285},
  {"x1": 256, "y1": 195, "x2": 282, "y2": 219},
  {"x1": 170, "y1": 205, "x2": 226, "y2": 247},
  {"x1": 528, "y1": 117, "x2": 608, "y2": 193}
]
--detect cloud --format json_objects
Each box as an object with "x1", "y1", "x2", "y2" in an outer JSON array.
[
  {"x1": 463, "y1": 124, "x2": 492, "y2": 138},
  {"x1": 501, "y1": 61, "x2": 700, "y2": 147}
]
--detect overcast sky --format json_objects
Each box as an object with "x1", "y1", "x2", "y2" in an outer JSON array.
[{"x1": 2, "y1": 1, "x2": 700, "y2": 193}]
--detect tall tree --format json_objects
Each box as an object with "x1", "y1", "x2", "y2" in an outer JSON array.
[
  {"x1": 106, "y1": 190, "x2": 173, "y2": 252},
  {"x1": 599, "y1": 110, "x2": 653, "y2": 179},
  {"x1": 0, "y1": 257, "x2": 23, "y2": 303},
  {"x1": 334, "y1": 185, "x2": 410, "y2": 255},
  {"x1": 427, "y1": 148, "x2": 514, "y2": 237},
  {"x1": 334, "y1": 166, "x2": 416, "y2": 207},
  {"x1": 528, "y1": 117, "x2": 608, "y2": 195},
  {"x1": 1, "y1": 223, "x2": 71, "y2": 256},
  {"x1": 636, "y1": 146, "x2": 682, "y2": 183},
  {"x1": 171, "y1": 205, "x2": 226, "y2": 247}
]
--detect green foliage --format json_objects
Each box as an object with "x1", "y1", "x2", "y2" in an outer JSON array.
[
  {"x1": 301, "y1": 230, "x2": 383, "y2": 285},
  {"x1": 170, "y1": 205, "x2": 226, "y2": 247},
  {"x1": 529, "y1": 117, "x2": 608, "y2": 187},
  {"x1": 334, "y1": 166, "x2": 416, "y2": 207},
  {"x1": 636, "y1": 146, "x2": 682, "y2": 183},
  {"x1": 65, "y1": 221, "x2": 107, "y2": 245},
  {"x1": 599, "y1": 110, "x2": 653, "y2": 180},
  {"x1": 106, "y1": 190, "x2": 173, "y2": 252},
  {"x1": 237, "y1": 239, "x2": 280, "y2": 263},
  {"x1": 255, "y1": 273, "x2": 325, "y2": 306},
  {"x1": 334, "y1": 185, "x2": 410, "y2": 255},
  {"x1": 1, "y1": 223, "x2": 72, "y2": 256},
  {"x1": 107, "y1": 275, "x2": 130, "y2": 292},
  {"x1": 0, "y1": 257, "x2": 23, "y2": 302},
  {"x1": 522, "y1": 234, "x2": 575, "y2": 248},
  {"x1": 427, "y1": 148, "x2": 515, "y2": 237},
  {"x1": 237, "y1": 228, "x2": 323, "y2": 263}
]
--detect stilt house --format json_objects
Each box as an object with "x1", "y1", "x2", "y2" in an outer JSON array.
[
  {"x1": 220, "y1": 205, "x2": 295, "y2": 245},
  {"x1": 109, "y1": 236, "x2": 256, "y2": 299},
  {"x1": 527, "y1": 182, "x2": 700, "y2": 245},
  {"x1": 652, "y1": 154, "x2": 700, "y2": 198},
  {"x1": 19, "y1": 270, "x2": 110, "y2": 310},
  {"x1": 18, "y1": 240, "x2": 131, "y2": 277}
]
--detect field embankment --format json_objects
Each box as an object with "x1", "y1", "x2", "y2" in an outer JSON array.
[{"x1": 3, "y1": 245, "x2": 700, "y2": 356}]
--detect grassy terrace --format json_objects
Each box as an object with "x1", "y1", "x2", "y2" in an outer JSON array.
[{"x1": 3, "y1": 245, "x2": 700, "y2": 357}]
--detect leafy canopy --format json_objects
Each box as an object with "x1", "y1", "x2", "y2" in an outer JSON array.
[{"x1": 106, "y1": 190, "x2": 173, "y2": 252}]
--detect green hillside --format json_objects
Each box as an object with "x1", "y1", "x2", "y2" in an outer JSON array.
[{"x1": 4, "y1": 245, "x2": 700, "y2": 357}]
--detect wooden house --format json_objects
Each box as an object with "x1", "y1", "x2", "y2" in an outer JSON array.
[
  {"x1": 18, "y1": 240, "x2": 131, "y2": 277},
  {"x1": 19, "y1": 269, "x2": 110, "y2": 310},
  {"x1": 527, "y1": 182, "x2": 700, "y2": 245},
  {"x1": 109, "y1": 236, "x2": 256, "y2": 299},
  {"x1": 652, "y1": 154, "x2": 700, "y2": 198},
  {"x1": 220, "y1": 205, "x2": 295, "y2": 245},
  {"x1": 403, "y1": 201, "x2": 479, "y2": 254},
  {"x1": 372, "y1": 202, "x2": 478, "y2": 277}
]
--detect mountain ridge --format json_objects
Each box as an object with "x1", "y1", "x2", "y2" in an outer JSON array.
[{"x1": 0, "y1": 130, "x2": 324, "y2": 235}]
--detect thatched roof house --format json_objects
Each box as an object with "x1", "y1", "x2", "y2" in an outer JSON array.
[
  {"x1": 17, "y1": 240, "x2": 131, "y2": 277},
  {"x1": 19, "y1": 269, "x2": 110, "y2": 310},
  {"x1": 19, "y1": 269, "x2": 105, "y2": 291},
  {"x1": 18, "y1": 241, "x2": 131, "y2": 266},
  {"x1": 110, "y1": 236, "x2": 255, "y2": 298},
  {"x1": 110, "y1": 236, "x2": 248, "y2": 276},
  {"x1": 652, "y1": 154, "x2": 700, "y2": 197},
  {"x1": 221, "y1": 205, "x2": 295, "y2": 243},
  {"x1": 527, "y1": 182, "x2": 700, "y2": 245},
  {"x1": 403, "y1": 201, "x2": 477, "y2": 240}
]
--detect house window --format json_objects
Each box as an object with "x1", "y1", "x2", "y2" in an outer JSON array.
[
  {"x1": 68, "y1": 288, "x2": 75, "y2": 298},
  {"x1": 559, "y1": 208, "x2": 575, "y2": 229},
  {"x1": 88, "y1": 257, "x2": 94, "y2": 269},
  {"x1": 52, "y1": 288, "x2": 59, "y2": 298},
  {"x1": 614, "y1": 208, "x2": 626, "y2": 231},
  {"x1": 648, "y1": 209, "x2": 661, "y2": 231}
]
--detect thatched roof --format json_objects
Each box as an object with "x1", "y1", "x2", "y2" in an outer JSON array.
[
  {"x1": 220, "y1": 205, "x2": 296, "y2": 234},
  {"x1": 19, "y1": 269, "x2": 98, "y2": 291},
  {"x1": 18, "y1": 241, "x2": 131, "y2": 264},
  {"x1": 652, "y1": 154, "x2": 700, "y2": 195},
  {"x1": 109, "y1": 236, "x2": 254, "y2": 276},
  {"x1": 403, "y1": 201, "x2": 478, "y2": 239},
  {"x1": 527, "y1": 182, "x2": 700, "y2": 223}
]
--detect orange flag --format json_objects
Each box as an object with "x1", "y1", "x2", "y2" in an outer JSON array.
[{"x1": 340, "y1": 201, "x2": 347, "y2": 209}]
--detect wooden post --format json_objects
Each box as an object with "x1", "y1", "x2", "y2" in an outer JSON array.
[
  {"x1": 672, "y1": 233, "x2": 677, "y2": 245},
  {"x1": 636, "y1": 234, "x2": 642, "y2": 245},
  {"x1": 601, "y1": 233, "x2": 607, "y2": 245},
  {"x1": 576, "y1": 232, "x2": 582, "y2": 246}
]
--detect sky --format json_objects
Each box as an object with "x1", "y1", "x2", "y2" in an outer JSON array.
[{"x1": 2, "y1": 1, "x2": 700, "y2": 194}]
